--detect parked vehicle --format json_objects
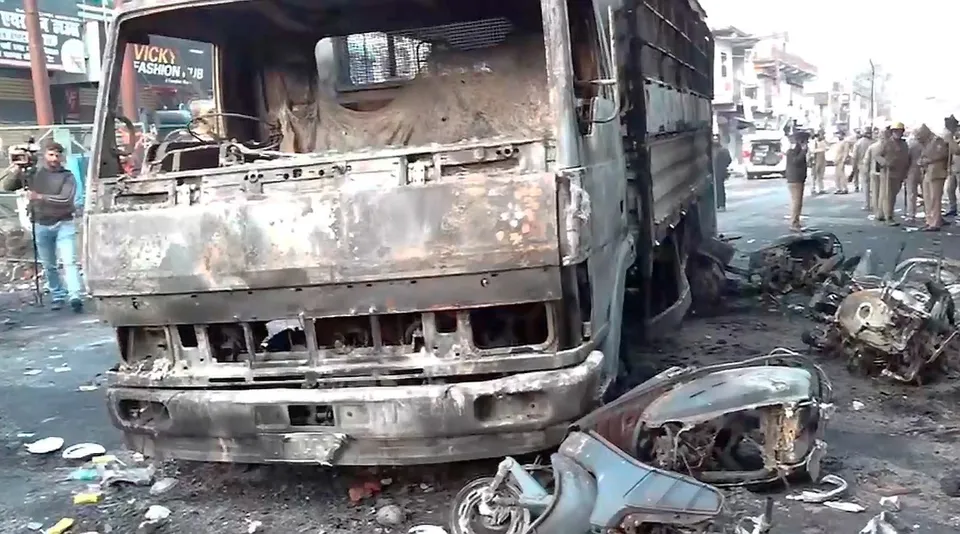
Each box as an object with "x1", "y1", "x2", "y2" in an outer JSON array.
[
  {"x1": 83, "y1": 0, "x2": 722, "y2": 465},
  {"x1": 744, "y1": 130, "x2": 789, "y2": 179}
]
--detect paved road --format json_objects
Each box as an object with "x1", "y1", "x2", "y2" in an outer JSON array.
[{"x1": 1, "y1": 176, "x2": 959, "y2": 532}]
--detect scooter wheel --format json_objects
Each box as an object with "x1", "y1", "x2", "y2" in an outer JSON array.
[{"x1": 449, "y1": 476, "x2": 531, "y2": 534}]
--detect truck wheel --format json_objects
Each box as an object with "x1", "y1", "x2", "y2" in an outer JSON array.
[{"x1": 687, "y1": 253, "x2": 726, "y2": 316}]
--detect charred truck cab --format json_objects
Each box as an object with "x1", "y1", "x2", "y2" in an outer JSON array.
[{"x1": 85, "y1": 0, "x2": 716, "y2": 464}]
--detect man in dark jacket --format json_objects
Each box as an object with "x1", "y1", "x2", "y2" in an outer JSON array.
[
  {"x1": 0, "y1": 142, "x2": 83, "y2": 312},
  {"x1": 785, "y1": 132, "x2": 809, "y2": 231},
  {"x1": 712, "y1": 134, "x2": 732, "y2": 211}
]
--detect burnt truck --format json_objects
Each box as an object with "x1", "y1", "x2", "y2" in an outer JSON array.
[{"x1": 84, "y1": 0, "x2": 720, "y2": 465}]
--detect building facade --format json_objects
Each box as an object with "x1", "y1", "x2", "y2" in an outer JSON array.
[{"x1": 712, "y1": 27, "x2": 817, "y2": 163}]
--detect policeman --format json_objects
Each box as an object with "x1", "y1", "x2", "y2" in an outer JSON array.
[
  {"x1": 809, "y1": 130, "x2": 828, "y2": 195},
  {"x1": 863, "y1": 127, "x2": 890, "y2": 215},
  {"x1": 851, "y1": 129, "x2": 872, "y2": 194},
  {"x1": 878, "y1": 122, "x2": 909, "y2": 226},
  {"x1": 916, "y1": 124, "x2": 950, "y2": 231},
  {"x1": 833, "y1": 131, "x2": 855, "y2": 194}
]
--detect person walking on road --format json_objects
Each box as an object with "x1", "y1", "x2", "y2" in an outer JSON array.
[
  {"x1": 712, "y1": 134, "x2": 732, "y2": 212},
  {"x1": 878, "y1": 122, "x2": 909, "y2": 226},
  {"x1": 833, "y1": 132, "x2": 854, "y2": 194},
  {"x1": 809, "y1": 131, "x2": 828, "y2": 195},
  {"x1": 863, "y1": 127, "x2": 889, "y2": 214},
  {"x1": 906, "y1": 131, "x2": 924, "y2": 222},
  {"x1": 915, "y1": 124, "x2": 949, "y2": 231},
  {"x1": 853, "y1": 130, "x2": 873, "y2": 200},
  {"x1": 0, "y1": 142, "x2": 84, "y2": 312},
  {"x1": 786, "y1": 132, "x2": 810, "y2": 232}
]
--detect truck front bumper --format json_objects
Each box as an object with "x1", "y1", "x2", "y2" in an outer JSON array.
[{"x1": 107, "y1": 350, "x2": 604, "y2": 465}]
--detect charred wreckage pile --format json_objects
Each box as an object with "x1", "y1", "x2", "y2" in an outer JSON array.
[
  {"x1": 450, "y1": 232, "x2": 959, "y2": 533},
  {"x1": 451, "y1": 351, "x2": 832, "y2": 534},
  {"x1": 734, "y1": 231, "x2": 960, "y2": 384}
]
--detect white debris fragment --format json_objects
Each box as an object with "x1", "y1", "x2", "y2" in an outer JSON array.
[
  {"x1": 246, "y1": 519, "x2": 263, "y2": 533},
  {"x1": 408, "y1": 527, "x2": 448, "y2": 534},
  {"x1": 62, "y1": 443, "x2": 107, "y2": 460},
  {"x1": 879, "y1": 495, "x2": 901, "y2": 512},
  {"x1": 852, "y1": 400, "x2": 865, "y2": 411},
  {"x1": 26, "y1": 521, "x2": 43, "y2": 531},
  {"x1": 144, "y1": 505, "x2": 171, "y2": 521},
  {"x1": 824, "y1": 501, "x2": 867, "y2": 513},
  {"x1": 149, "y1": 477, "x2": 178, "y2": 495},
  {"x1": 16, "y1": 432, "x2": 35, "y2": 438},
  {"x1": 375, "y1": 504, "x2": 405, "y2": 526},
  {"x1": 860, "y1": 511, "x2": 900, "y2": 534},
  {"x1": 786, "y1": 474, "x2": 849, "y2": 503},
  {"x1": 25, "y1": 436, "x2": 64, "y2": 454},
  {"x1": 23, "y1": 369, "x2": 42, "y2": 376},
  {"x1": 78, "y1": 385, "x2": 98, "y2": 392},
  {"x1": 53, "y1": 366, "x2": 71, "y2": 373}
]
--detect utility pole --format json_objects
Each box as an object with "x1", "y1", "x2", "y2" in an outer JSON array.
[
  {"x1": 115, "y1": 0, "x2": 139, "y2": 119},
  {"x1": 869, "y1": 59, "x2": 876, "y2": 126},
  {"x1": 24, "y1": 0, "x2": 54, "y2": 125}
]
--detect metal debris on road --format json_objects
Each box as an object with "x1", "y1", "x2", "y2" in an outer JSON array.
[
  {"x1": 852, "y1": 400, "x2": 865, "y2": 411},
  {"x1": 77, "y1": 385, "x2": 98, "y2": 392},
  {"x1": 409, "y1": 527, "x2": 448, "y2": 534},
  {"x1": 823, "y1": 501, "x2": 867, "y2": 513},
  {"x1": 23, "y1": 368, "x2": 42, "y2": 376},
  {"x1": 734, "y1": 498, "x2": 774, "y2": 534},
  {"x1": 879, "y1": 495, "x2": 901, "y2": 511},
  {"x1": 859, "y1": 511, "x2": 902, "y2": 534},
  {"x1": 786, "y1": 474, "x2": 849, "y2": 503}
]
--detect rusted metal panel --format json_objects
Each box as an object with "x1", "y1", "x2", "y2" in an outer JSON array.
[
  {"x1": 648, "y1": 131, "x2": 710, "y2": 233},
  {"x1": 86, "y1": 172, "x2": 560, "y2": 296},
  {"x1": 97, "y1": 267, "x2": 562, "y2": 325}
]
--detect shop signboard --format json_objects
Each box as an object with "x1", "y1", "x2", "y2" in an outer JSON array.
[
  {"x1": 133, "y1": 35, "x2": 213, "y2": 95},
  {"x1": 0, "y1": 0, "x2": 85, "y2": 73}
]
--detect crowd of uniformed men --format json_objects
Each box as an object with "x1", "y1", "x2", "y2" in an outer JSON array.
[{"x1": 783, "y1": 116, "x2": 960, "y2": 232}]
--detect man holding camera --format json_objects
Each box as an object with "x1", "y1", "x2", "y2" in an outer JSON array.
[{"x1": 0, "y1": 142, "x2": 83, "y2": 313}]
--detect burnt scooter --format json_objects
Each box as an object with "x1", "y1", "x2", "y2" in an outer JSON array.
[
  {"x1": 451, "y1": 352, "x2": 831, "y2": 534},
  {"x1": 733, "y1": 231, "x2": 846, "y2": 295}
]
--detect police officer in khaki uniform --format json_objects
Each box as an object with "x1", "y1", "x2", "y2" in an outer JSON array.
[
  {"x1": 878, "y1": 122, "x2": 909, "y2": 226},
  {"x1": 916, "y1": 124, "x2": 950, "y2": 231},
  {"x1": 851, "y1": 130, "x2": 872, "y2": 194},
  {"x1": 833, "y1": 132, "x2": 855, "y2": 194},
  {"x1": 863, "y1": 127, "x2": 890, "y2": 214},
  {"x1": 809, "y1": 131, "x2": 828, "y2": 195}
]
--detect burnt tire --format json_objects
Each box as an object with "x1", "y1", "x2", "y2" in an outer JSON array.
[
  {"x1": 687, "y1": 253, "x2": 726, "y2": 317},
  {"x1": 449, "y1": 477, "x2": 531, "y2": 534}
]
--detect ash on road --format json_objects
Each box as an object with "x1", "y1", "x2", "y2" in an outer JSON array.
[{"x1": 1, "y1": 177, "x2": 960, "y2": 534}]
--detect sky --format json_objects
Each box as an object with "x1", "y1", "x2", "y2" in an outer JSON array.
[{"x1": 699, "y1": 0, "x2": 960, "y2": 119}]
